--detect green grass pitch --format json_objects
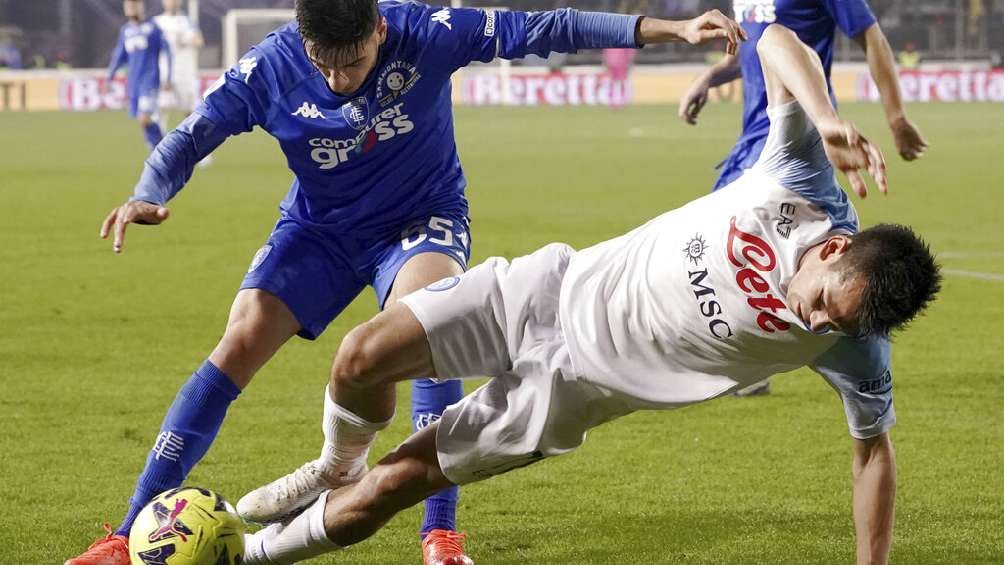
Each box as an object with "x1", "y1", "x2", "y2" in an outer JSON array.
[{"x1": 1, "y1": 102, "x2": 1002, "y2": 563}]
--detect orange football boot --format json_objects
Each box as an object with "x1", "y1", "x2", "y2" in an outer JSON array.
[
  {"x1": 64, "y1": 523, "x2": 130, "y2": 565},
  {"x1": 422, "y1": 529, "x2": 474, "y2": 565}
]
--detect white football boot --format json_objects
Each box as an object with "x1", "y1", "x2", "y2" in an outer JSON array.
[{"x1": 237, "y1": 459, "x2": 365, "y2": 523}]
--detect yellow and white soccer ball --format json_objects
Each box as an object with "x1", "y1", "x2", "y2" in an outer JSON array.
[{"x1": 128, "y1": 487, "x2": 245, "y2": 565}]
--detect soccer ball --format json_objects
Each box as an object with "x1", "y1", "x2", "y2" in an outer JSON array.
[{"x1": 128, "y1": 487, "x2": 245, "y2": 565}]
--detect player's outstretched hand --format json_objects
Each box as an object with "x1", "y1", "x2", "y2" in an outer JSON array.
[
  {"x1": 817, "y1": 117, "x2": 888, "y2": 198},
  {"x1": 99, "y1": 200, "x2": 171, "y2": 253},
  {"x1": 889, "y1": 115, "x2": 928, "y2": 161},
  {"x1": 678, "y1": 77, "x2": 710, "y2": 125},
  {"x1": 680, "y1": 10, "x2": 748, "y2": 55}
]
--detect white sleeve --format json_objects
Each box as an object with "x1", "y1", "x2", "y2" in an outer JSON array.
[
  {"x1": 751, "y1": 100, "x2": 858, "y2": 234},
  {"x1": 810, "y1": 335, "x2": 895, "y2": 439}
]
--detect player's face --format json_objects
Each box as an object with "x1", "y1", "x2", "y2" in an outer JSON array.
[
  {"x1": 123, "y1": 0, "x2": 144, "y2": 20},
  {"x1": 306, "y1": 18, "x2": 388, "y2": 96},
  {"x1": 787, "y1": 236, "x2": 866, "y2": 335}
]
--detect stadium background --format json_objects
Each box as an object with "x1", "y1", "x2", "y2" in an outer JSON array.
[{"x1": 1, "y1": 0, "x2": 1002, "y2": 563}]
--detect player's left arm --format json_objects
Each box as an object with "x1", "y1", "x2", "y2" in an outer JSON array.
[
  {"x1": 437, "y1": 7, "x2": 744, "y2": 71},
  {"x1": 852, "y1": 432, "x2": 896, "y2": 565},
  {"x1": 853, "y1": 23, "x2": 928, "y2": 161}
]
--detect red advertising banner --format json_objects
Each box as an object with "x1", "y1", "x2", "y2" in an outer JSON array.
[
  {"x1": 57, "y1": 73, "x2": 222, "y2": 111},
  {"x1": 857, "y1": 68, "x2": 1004, "y2": 102}
]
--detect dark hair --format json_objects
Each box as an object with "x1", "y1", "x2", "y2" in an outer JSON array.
[
  {"x1": 296, "y1": 0, "x2": 379, "y2": 63},
  {"x1": 841, "y1": 223, "x2": 941, "y2": 336}
]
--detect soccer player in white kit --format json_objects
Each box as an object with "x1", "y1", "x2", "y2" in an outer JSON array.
[
  {"x1": 154, "y1": 0, "x2": 204, "y2": 129},
  {"x1": 240, "y1": 24, "x2": 940, "y2": 564}
]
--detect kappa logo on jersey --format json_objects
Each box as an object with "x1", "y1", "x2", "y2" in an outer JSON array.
[
  {"x1": 292, "y1": 101, "x2": 326, "y2": 119},
  {"x1": 684, "y1": 234, "x2": 733, "y2": 340},
  {"x1": 341, "y1": 97, "x2": 369, "y2": 130},
  {"x1": 733, "y1": 0, "x2": 776, "y2": 24},
  {"x1": 726, "y1": 217, "x2": 791, "y2": 333},
  {"x1": 238, "y1": 56, "x2": 258, "y2": 83},
  {"x1": 432, "y1": 8, "x2": 452, "y2": 30},
  {"x1": 376, "y1": 60, "x2": 421, "y2": 106},
  {"x1": 308, "y1": 102, "x2": 415, "y2": 170}
]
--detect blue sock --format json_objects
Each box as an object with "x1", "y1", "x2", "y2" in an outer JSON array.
[
  {"x1": 412, "y1": 378, "x2": 463, "y2": 536},
  {"x1": 116, "y1": 360, "x2": 241, "y2": 536},
  {"x1": 142, "y1": 121, "x2": 164, "y2": 149}
]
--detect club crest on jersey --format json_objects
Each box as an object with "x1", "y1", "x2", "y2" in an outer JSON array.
[
  {"x1": 683, "y1": 234, "x2": 708, "y2": 265},
  {"x1": 341, "y1": 97, "x2": 370, "y2": 129},
  {"x1": 425, "y1": 276, "x2": 460, "y2": 292},
  {"x1": 249, "y1": 245, "x2": 272, "y2": 272},
  {"x1": 376, "y1": 60, "x2": 421, "y2": 106}
]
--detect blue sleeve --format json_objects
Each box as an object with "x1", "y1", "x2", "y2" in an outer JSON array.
[
  {"x1": 811, "y1": 335, "x2": 895, "y2": 440},
  {"x1": 131, "y1": 51, "x2": 271, "y2": 204},
  {"x1": 107, "y1": 30, "x2": 127, "y2": 81},
  {"x1": 823, "y1": 0, "x2": 876, "y2": 38},
  {"x1": 427, "y1": 7, "x2": 640, "y2": 71},
  {"x1": 131, "y1": 114, "x2": 230, "y2": 204}
]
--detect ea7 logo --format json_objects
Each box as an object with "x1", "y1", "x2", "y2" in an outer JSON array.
[
  {"x1": 292, "y1": 102, "x2": 326, "y2": 119},
  {"x1": 432, "y1": 8, "x2": 452, "y2": 29}
]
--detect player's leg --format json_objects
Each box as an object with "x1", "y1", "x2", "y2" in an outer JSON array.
[
  {"x1": 384, "y1": 247, "x2": 467, "y2": 540},
  {"x1": 137, "y1": 89, "x2": 164, "y2": 149},
  {"x1": 67, "y1": 220, "x2": 364, "y2": 565}
]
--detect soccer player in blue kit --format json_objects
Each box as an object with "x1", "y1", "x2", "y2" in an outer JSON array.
[
  {"x1": 677, "y1": 0, "x2": 929, "y2": 397},
  {"x1": 67, "y1": 2, "x2": 745, "y2": 564},
  {"x1": 107, "y1": 0, "x2": 171, "y2": 151}
]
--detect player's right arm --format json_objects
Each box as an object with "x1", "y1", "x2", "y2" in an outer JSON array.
[
  {"x1": 106, "y1": 28, "x2": 128, "y2": 83},
  {"x1": 756, "y1": 23, "x2": 886, "y2": 198},
  {"x1": 100, "y1": 50, "x2": 271, "y2": 253},
  {"x1": 678, "y1": 53, "x2": 740, "y2": 125}
]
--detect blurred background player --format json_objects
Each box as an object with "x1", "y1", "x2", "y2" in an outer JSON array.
[
  {"x1": 153, "y1": 1, "x2": 202, "y2": 124},
  {"x1": 677, "y1": 0, "x2": 930, "y2": 396},
  {"x1": 106, "y1": 0, "x2": 171, "y2": 151}
]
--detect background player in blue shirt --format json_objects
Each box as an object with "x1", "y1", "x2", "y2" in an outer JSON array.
[
  {"x1": 679, "y1": 0, "x2": 928, "y2": 188},
  {"x1": 67, "y1": 2, "x2": 744, "y2": 564},
  {"x1": 106, "y1": 0, "x2": 171, "y2": 150},
  {"x1": 676, "y1": 0, "x2": 928, "y2": 397}
]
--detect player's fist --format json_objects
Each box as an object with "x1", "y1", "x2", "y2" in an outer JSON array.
[
  {"x1": 817, "y1": 117, "x2": 888, "y2": 198},
  {"x1": 99, "y1": 200, "x2": 171, "y2": 254},
  {"x1": 680, "y1": 10, "x2": 747, "y2": 55},
  {"x1": 889, "y1": 115, "x2": 928, "y2": 161}
]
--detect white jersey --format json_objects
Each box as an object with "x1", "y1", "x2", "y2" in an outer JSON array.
[
  {"x1": 560, "y1": 101, "x2": 894, "y2": 439},
  {"x1": 154, "y1": 13, "x2": 199, "y2": 84}
]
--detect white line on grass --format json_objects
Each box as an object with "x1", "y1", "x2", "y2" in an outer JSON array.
[{"x1": 943, "y1": 268, "x2": 1004, "y2": 283}]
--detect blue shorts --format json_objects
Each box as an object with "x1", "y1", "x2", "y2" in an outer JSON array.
[
  {"x1": 241, "y1": 211, "x2": 471, "y2": 340},
  {"x1": 129, "y1": 87, "x2": 159, "y2": 118},
  {"x1": 713, "y1": 135, "x2": 767, "y2": 191}
]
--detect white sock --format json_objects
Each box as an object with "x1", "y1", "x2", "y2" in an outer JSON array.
[
  {"x1": 318, "y1": 384, "x2": 391, "y2": 477},
  {"x1": 247, "y1": 490, "x2": 340, "y2": 564}
]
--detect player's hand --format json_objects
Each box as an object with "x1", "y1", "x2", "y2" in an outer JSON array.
[
  {"x1": 163, "y1": 82, "x2": 174, "y2": 93},
  {"x1": 889, "y1": 115, "x2": 928, "y2": 161},
  {"x1": 678, "y1": 76, "x2": 711, "y2": 125},
  {"x1": 99, "y1": 200, "x2": 171, "y2": 254},
  {"x1": 817, "y1": 117, "x2": 888, "y2": 198},
  {"x1": 679, "y1": 10, "x2": 747, "y2": 55}
]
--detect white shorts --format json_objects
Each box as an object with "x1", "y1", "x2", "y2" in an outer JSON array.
[{"x1": 401, "y1": 243, "x2": 635, "y2": 485}]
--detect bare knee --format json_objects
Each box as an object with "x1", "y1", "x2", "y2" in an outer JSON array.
[
  {"x1": 208, "y1": 291, "x2": 300, "y2": 386},
  {"x1": 330, "y1": 322, "x2": 385, "y2": 390},
  {"x1": 138, "y1": 114, "x2": 153, "y2": 127}
]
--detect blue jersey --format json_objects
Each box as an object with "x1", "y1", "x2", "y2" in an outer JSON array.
[
  {"x1": 733, "y1": 0, "x2": 875, "y2": 147},
  {"x1": 133, "y1": 1, "x2": 638, "y2": 236},
  {"x1": 108, "y1": 19, "x2": 171, "y2": 97}
]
